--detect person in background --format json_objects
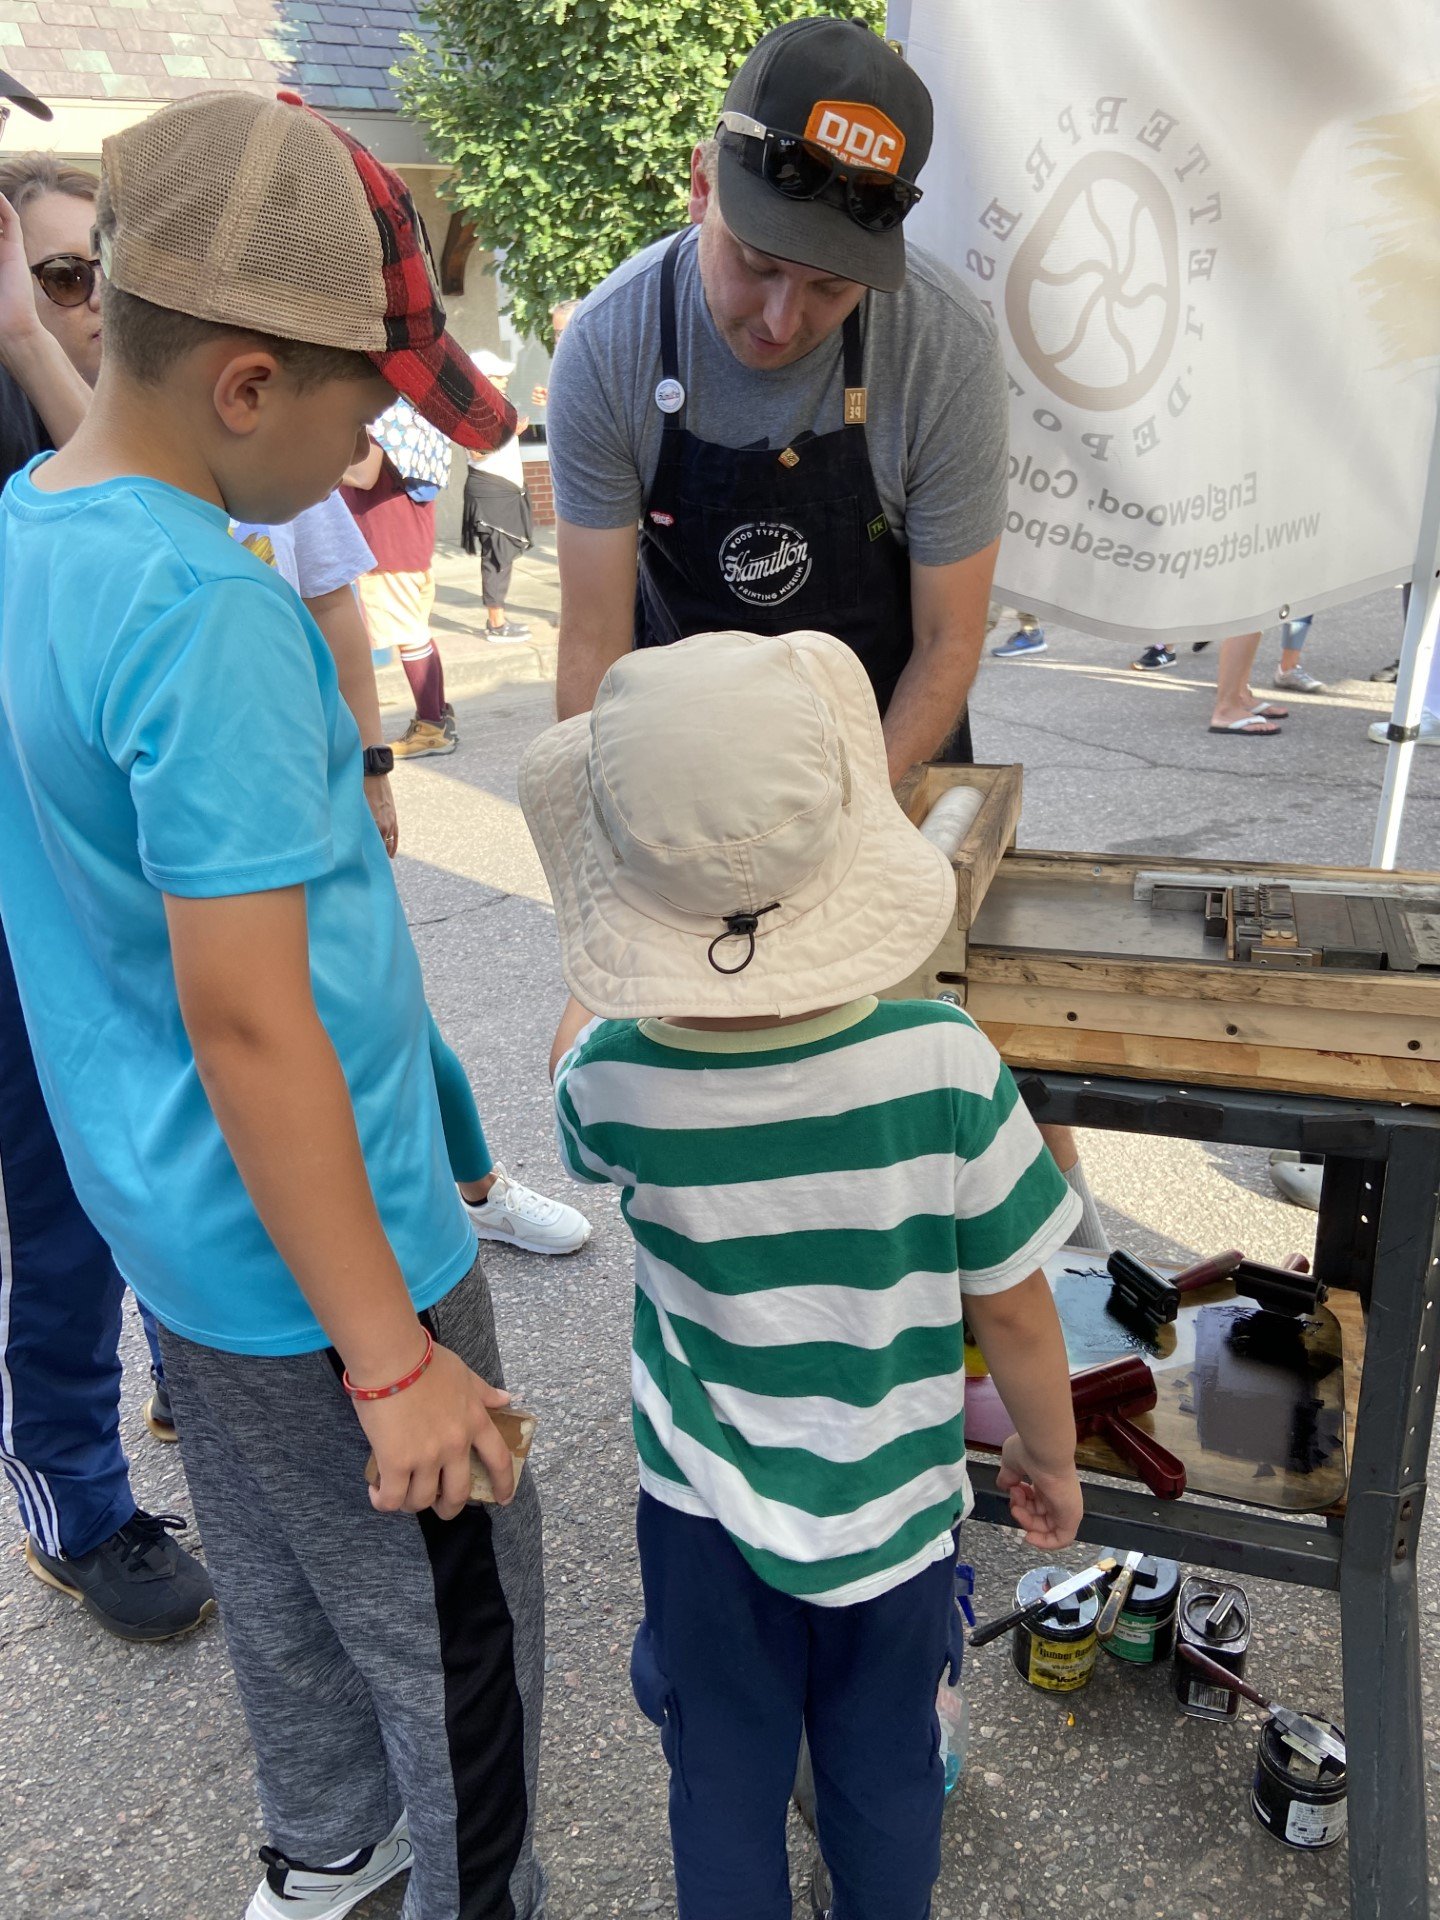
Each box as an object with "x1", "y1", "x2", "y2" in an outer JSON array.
[
  {"x1": 341, "y1": 396, "x2": 455, "y2": 758},
  {"x1": 529, "y1": 297, "x2": 578, "y2": 412},
  {"x1": 1133, "y1": 616, "x2": 1325, "y2": 720},
  {"x1": 463, "y1": 348, "x2": 534, "y2": 641},
  {"x1": 1367, "y1": 586, "x2": 1439, "y2": 747},
  {"x1": 0, "y1": 141, "x2": 214, "y2": 1640},
  {"x1": 524, "y1": 629, "x2": 1083, "y2": 1920},
  {"x1": 236, "y1": 499, "x2": 591, "y2": 1255}
]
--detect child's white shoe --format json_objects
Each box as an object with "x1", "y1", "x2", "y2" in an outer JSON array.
[
  {"x1": 245, "y1": 1814, "x2": 412, "y2": 1919},
  {"x1": 463, "y1": 1165, "x2": 591, "y2": 1255}
]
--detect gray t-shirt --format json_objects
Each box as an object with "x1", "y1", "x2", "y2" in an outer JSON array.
[{"x1": 547, "y1": 226, "x2": 1008, "y2": 569}]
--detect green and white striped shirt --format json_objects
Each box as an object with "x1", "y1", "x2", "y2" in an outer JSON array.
[{"x1": 555, "y1": 996, "x2": 1079, "y2": 1606}]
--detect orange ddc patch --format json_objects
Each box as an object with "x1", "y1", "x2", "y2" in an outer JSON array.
[{"x1": 803, "y1": 100, "x2": 906, "y2": 176}]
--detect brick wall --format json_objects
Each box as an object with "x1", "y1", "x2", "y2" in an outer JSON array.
[{"x1": 524, "y1": 456, "x2": 556, "y2": 527}]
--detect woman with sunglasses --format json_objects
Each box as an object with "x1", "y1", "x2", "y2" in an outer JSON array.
[{"x1": 0, "y1": 154, "x2": 96, "y2": 470}]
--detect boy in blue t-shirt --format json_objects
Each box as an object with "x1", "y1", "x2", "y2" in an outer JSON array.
[{"x1": 0, "y1": 93, "x2": 546, "y2": 1920}]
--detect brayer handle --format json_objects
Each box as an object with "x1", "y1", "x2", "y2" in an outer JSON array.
[
  {"x1": 1098, "y1": 1412, "x2": 1187, "y2": 1500},
  {"x1": 1172, "y1": 1249, "x2": 1244, "y2": 1295},
  {"x1": 1178, "y1": 1642, "x2": 1268, "y2": 1712}
]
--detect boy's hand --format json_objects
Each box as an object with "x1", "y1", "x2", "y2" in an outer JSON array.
[
  {"x1": 996, "y1": 1435, "x2": 1083, "y2": 1550},
  {"x1": 355, "y1": 1341, "x2": 516, "y2": 1520}
]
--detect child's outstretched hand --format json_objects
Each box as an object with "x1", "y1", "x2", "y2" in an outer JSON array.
[{"x1": 997, "y1": 1435, "x2": 1083, "y2": 1549}]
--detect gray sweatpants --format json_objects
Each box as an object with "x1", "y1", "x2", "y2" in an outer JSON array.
[{"x1": 158, "y1": 1257, "x2": 545, "y2": 1920}]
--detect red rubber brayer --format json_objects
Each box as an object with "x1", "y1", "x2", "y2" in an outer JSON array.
[{"x1": 1071, "y1": 1357, "x2": 1188, "y2": 1500}]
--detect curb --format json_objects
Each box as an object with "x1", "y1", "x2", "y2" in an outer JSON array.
[{"x1": 375, "y1": 640, "x2": 559, "y2": 712}]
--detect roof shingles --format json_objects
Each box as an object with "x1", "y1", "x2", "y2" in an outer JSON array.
[{"x1": 5, "y1": 0, "x2": 423, "y2": 107}]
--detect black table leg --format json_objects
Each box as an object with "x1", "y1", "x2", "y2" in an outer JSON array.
[{"x1": 1339, "y1": 1125, "x2": 1440, "y2": 1920}]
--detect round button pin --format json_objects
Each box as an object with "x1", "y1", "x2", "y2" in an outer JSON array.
[{"x1": 654, "y1": 377, "x2": 685, "y2": 414}]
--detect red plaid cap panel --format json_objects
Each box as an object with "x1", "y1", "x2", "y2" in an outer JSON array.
[{"x1": 370, "y1": 332, "x2": 517, "y2": 454}]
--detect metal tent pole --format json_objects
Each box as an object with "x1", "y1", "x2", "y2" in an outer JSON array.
[{"x1": 1370, "y1": 401, "x2": 1440, "y2": 870}]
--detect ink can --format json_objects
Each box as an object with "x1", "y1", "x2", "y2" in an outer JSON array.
[
  {"x1": 1173, "y1": 1575, "x2": 1251, "y2": 1719},
  {"x1": 1098, "y1": 1551, "x2": 1180, "y2": 1665},
  {"x1": 1251, "y1": 1714, "x2": 1347, "y2": 1849},
  {"x1": 1010, "y1": 1566, "x2": 1100, "y2": 1693}
]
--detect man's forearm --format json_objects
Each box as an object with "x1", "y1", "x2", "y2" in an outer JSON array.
[
  {"x1": 1, "y1": 327, "x2": 91, "y2": 447},
  {"x1": 881, "y1": 631, "x2": 984, "y2": 784},
  {"x1": 190, "y1": 1009, "x2": 423, "y2": 1381},
  {"x1": 556, "y1": 622, "x2": 629, "y2": 721}
]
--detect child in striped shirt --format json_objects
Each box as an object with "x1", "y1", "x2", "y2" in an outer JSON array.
[{"x1": 520, "y1": 629, "x2": 1084, "y2": 1920}]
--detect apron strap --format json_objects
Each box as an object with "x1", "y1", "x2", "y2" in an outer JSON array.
[
  {"x1": 659, "y1": 232, "x2": 688, "y2": 432},
  {"x1": 841, "y1": 299, "x2": 866, "y2": 421}
]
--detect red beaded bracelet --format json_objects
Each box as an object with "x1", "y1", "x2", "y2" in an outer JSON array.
[{"x1": 342, "y1": 1328, "x2": 434, "y2": 1401}]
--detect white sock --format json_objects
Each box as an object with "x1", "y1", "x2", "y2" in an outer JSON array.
[
  {"x1": 321, "y1": 1850, "x2": 363, "y2": 1872},
  {"x1": 1063, "y1": 1159, "x2": 1112, "y2": 1254}
]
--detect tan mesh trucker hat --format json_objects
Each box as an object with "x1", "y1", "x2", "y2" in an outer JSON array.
[{"x1": 100, "y1": 89, "x2": 513, "y2": 452}]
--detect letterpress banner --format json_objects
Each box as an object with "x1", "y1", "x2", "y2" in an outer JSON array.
[{"x1": 889, "y1": 0, "x2": 1440, "y2": 643}]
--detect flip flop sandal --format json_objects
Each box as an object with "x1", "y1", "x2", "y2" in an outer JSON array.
[
  {"x1": 1251, "y1": 703, "x2": 1289, "y2": 719},
  {"x1": 1209, "y1": 716, "x2": 1282, "y2": 734}
]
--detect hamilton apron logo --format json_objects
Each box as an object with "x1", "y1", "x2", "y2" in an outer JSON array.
[{"x1": 718, "y1": 521, "x2": 813, "y2": 606}]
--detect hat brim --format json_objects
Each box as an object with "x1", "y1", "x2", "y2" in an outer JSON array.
[
  {"x1": 0, "y1": 69, "x2": 52, "y2": 120},
  {"x1": 370, "y1": 328, "x2": 515, "y2": 454},
  {"x1": 715, "y1": 143, "x2": 905, "y2": 294},
  {"x1": 519, "y1": 631, "x2": 957, "y2": 1020}
]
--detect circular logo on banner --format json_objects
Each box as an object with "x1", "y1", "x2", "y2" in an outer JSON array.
[
  {"x1": 1006, "y1": 152, "x2": 1180, "y2": 412},
  {"x1": 718, "y1": 521, "x2": 813, "y2": 606},
  {"x1": 654, "y1": 377, "x2": 685, "y2": 414}
]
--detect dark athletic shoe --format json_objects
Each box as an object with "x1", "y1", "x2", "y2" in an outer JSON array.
[
  {"x1": 25, "y1": 1509, "x2": 216, "y2": 1642},
  {"x1": 1370, "y1": 659, "x2": 1399, "y2": 683},
  {"x1": 1131, "y1": 644, "x2": 1177, "y2": 671},
  {"x1": 145, "y1": 1366, "x2": 179, "y2": 1443},
  {"x1": 246, "y1": 1815, "x2": 413, "y2": 1919}
]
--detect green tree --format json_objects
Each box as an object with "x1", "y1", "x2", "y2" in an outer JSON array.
[{"x1": 399, "y1": 0, "x2": 886, "y2": 345}]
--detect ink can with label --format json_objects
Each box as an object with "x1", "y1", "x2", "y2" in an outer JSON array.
[
  {"x1": 1173, "y1": 1575, "x2": 1251, "y2": 1720},
  {"x1": 1251, "y1": 1714, "x2": 1347, "y2": 1849},
  {"x1": 1010, "y1": 1566, "x2": 1100, "y2": 1693},
  {"x1": 1098, "y1": 1551, "x2": 1180, "y2": 1665}
]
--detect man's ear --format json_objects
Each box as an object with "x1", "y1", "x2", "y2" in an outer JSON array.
[
  {"x1": 687, "y1": 144, "x2": 713, "y2": 227},
  {"x1": 210, "y1": 349, "x2": 286, "y2": 439}
]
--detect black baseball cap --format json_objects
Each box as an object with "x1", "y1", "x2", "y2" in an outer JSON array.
[
  {"x1": 0, "y1": 69, "x2": 52, "y2": 121},
  {"x1": 715, "y1": 16, "x2": 932, "y2": 293}
]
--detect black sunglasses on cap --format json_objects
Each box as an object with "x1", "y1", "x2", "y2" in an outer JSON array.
[
  {"x1": 717, "y1": 109, "x2": 923, "y2": 234},
  {"x1": 31, "y1": 252, "x2": 102, "y2": 307}
]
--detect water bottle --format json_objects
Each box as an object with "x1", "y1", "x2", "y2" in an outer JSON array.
[{"x1": 937, "y1": 1561, "x2": 975, "y2": 1793}]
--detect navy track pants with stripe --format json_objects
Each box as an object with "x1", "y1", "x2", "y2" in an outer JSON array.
[{"x1": 0, "y1": 917, "x2": 136, "y2": 1558}]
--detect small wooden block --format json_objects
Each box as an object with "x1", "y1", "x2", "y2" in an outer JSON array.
[{"x1": 364, "y1": 1405, "x2": 536, "y2": 1505}]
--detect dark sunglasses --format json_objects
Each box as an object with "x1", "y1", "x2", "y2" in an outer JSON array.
[
  {"x1": 31, "y1": 252, "x2": 102, "y2": 308},
  {"x1": 717, "y1": 110, "x2": 923, "y2": 234}
]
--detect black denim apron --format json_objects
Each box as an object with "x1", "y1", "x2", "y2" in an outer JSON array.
[{"x1": 634, "y1": 232, "x2": 972, "y2": 760}]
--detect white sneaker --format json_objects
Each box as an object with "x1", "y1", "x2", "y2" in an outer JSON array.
[
  {"x1": 1368, "y1": 709, "x2": 1440, "y2": 745},
  {"x1": 463, "y1": 1164, "x2": 592, "y2": 1255},
  {"x1": 1273, "y1": 664, "x2": 1327, "y2": 694},
  {"x1": 245, "y1": 1814, "x2": 412, "y2": 1919}
]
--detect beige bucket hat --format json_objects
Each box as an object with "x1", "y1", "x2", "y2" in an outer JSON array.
[{"x1": 518, "y1": 630, "x2": 956, "y2": 1018}]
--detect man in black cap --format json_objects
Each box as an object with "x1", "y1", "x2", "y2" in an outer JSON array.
[{"x1": 548, "y1": 14, "x2": 1008, "y2": 783}]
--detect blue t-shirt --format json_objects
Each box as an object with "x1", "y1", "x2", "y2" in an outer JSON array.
[{"x1": 0, "y1": 463, "x2": 475, "y2": 1354}]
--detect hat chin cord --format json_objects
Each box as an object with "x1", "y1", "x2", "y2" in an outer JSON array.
[{"x1": 707, "y1": 902, "x2": 781, "y2": 975}]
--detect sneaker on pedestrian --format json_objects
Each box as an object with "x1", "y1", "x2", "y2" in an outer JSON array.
[
  {"x1": 1370, "y1": 659, "x2": 1399, "y2": 683},
  {"x1": 990, "y1": 626, "x2": 1046, "y2": 658},
  {"x1": 25, "y1": 1509, "x2": 216, "y2": 1642},
  {"x1": 1273, "y1": 665, "x2": 1328, "y2": 694},
  {"x1": 1131, "y1": 644, "x2": 1177, "y2": 671},
  {"x1": 245, "y1": 1814, "x2": 413, "y2": 1920},
  {"x1": 391, "y1": 716, "x2": 457, "y2": 759},
  {"x1": 462, "y1": 1164, "x2": 592, "y2": 1255},
  {"x1": 1368, "y1": 710, "x2": 1440, "y2": 746},
  {"x1": 145, "y1": 1366, "x2": 179, "y2": 1443},
  {"x1": 487, "y1": 619, "x2": 532, "y2": 642}
]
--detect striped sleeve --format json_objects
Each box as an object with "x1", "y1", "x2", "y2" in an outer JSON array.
[
  {"x1": 553, "y1": 1017, "x2": 632, "y2": 1187},
  {"x1": 949, "y1": 1025, "x2": 1081, "y2": 1295}
]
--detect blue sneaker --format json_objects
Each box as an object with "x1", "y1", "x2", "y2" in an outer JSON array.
[{"x1": 990, "y1": 626, "x2": 1047, "y2": 658}]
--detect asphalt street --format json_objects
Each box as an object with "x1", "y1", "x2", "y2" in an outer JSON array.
[{"x1": 2, "y1": 570, "x2": 1437, "y2": 1920}]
